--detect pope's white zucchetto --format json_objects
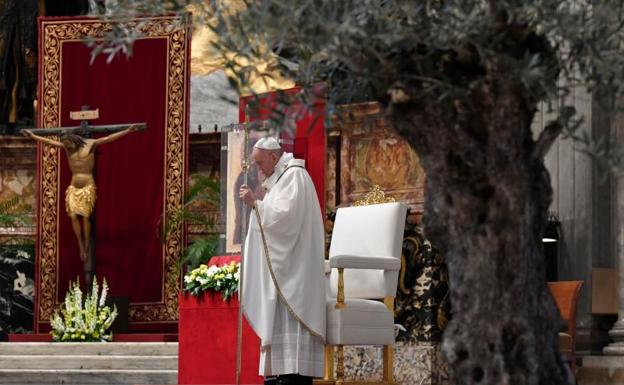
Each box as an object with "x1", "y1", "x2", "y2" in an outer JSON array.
[{"x1": 254, "y1": 137, "x2": 282, "y2": 150}]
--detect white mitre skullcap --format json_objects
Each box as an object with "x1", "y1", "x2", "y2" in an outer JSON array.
[{"x1": 254, "y1": 137, "x2": 282, "y2": 150}]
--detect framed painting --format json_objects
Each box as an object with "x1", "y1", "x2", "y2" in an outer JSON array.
[
  {"x1": 334, "y1": 102, "x2": 425, "y2": 214},
  {"x1": 222, "y1": 130, "x2": 268, "y2": 253}
]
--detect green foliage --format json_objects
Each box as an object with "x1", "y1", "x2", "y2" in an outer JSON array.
[
  {"x1": 162, "y1": 174, "x2": 220, "y2": 270},
  {"x1": 183, "y1": 260, "x2": 239, "y2": 299},
  {"x1": 0, "y1": 197, "x2": 34, "y2": 245},
  {"x1": 181, "y1": 237, "x2": 219, "y2": 271},
  {"x1": 164, "y1": 174, "x2": 220, "y2": 235},
  {"x1": 99, "y1": 1, "x2": 624, "y2": 170},
  {"x1": 0, "y1": 196, "x2": 30, "y2": 227},
  {"x1": 50, "y1": 276, "x2": 117, "y2": 342}
]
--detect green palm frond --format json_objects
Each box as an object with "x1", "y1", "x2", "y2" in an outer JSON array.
[
  {"x1": 179, "y1": 236, "x2": 220, "y2": 270},
  {"x1": 184, "y1": 174, "x2": 220, "y2": 205},
  {"x1": 161, "y1": 173, "x2": 220, "y2": 269},
  {"x1": 161, "y1": 174, "x2": 220, "y2": 236},
  {"x1": 0, "y1": 196, "x2": 31, "y2": 227}
]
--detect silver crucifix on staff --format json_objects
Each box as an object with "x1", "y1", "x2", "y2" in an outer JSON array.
[{"x1": 21, "y1": 106, "x2": 146, "y2": 290}]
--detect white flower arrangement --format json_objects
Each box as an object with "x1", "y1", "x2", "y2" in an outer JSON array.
[
  {"x1": 50, "y1": 276, "x2": 117, "y2": 342},
  {"x1": 184, "y1": 261, "x2": 240, "y2": 300}
]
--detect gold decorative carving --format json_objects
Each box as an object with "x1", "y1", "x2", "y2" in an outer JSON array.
[
  {"x1": 335, "y1": 268, "x2": 346, "y2": 310},
  {"x1": 38, "y1": 16, "x2": 188, "y2": 324},
  {"x1": 336, "y1": 345, "x2": 345, "y2": 382},
  {"x1": 353, "y1": 185, "x2": 396, "y2": 206},
  {"x1": 38, "y1": 142, "x2": 59, "y2": 320}
]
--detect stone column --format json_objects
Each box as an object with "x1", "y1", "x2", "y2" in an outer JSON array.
[
  {"x1": 603, "y1": 106, "x2": 624, "y2": 355},
  {"x1": 604, "y1": 169, "x2": 624, "y2": 354}
]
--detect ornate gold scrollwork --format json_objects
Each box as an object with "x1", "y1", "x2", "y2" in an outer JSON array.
[{"x1": 353, "y1": 185, "x2": 396, "y2": 206}]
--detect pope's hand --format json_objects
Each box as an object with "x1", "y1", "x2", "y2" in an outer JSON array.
[{"x1": 239, "y1": 184, "x2": 256, "y2": 207}]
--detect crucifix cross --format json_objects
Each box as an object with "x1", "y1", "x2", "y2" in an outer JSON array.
[
  {"x1": 24, "y1": 107, "x2": 147, "y2": 137},
  {"x1": 22, "y1": 106, "x2": 146, "y2": 290}
]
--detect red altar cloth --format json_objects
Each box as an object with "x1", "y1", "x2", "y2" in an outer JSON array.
[{"x1": 178, "y1": 256, "x2": 262, "y2": 385}]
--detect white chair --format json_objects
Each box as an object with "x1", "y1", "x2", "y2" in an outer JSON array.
[{"x1": 323, "y1": 202, "x2": 407, "y2": 385}]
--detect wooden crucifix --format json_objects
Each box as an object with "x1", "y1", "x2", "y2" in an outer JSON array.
[{"x1": 21, "y1": 107, "x2": 146, "y2": 290}]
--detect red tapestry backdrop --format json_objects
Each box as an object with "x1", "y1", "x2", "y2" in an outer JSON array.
[
  {"x1": 239, "y1": 86, "x2": 326, "y2": 214},
  {"x1": 35, "y1": 16, "x2": 189, "y2": 332}
]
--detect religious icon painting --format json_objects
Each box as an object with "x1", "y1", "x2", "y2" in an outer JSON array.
[{"x1": 222, "y1": 129, "x2": 269, "y2": 253}]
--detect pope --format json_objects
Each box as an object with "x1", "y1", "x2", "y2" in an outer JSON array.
[{"x1": 239, "y1": 137, "x2": 326, "y2": 385}]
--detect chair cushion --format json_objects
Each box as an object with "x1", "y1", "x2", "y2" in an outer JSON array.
[{"x1": 326, "y1": 299, "x2": 395, "y2": 346}]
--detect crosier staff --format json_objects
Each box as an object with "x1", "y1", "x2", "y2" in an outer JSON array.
[
  {"x1": 236, "y1": 106, "x2": 251, "y2": 385},
  {"x1": 232, "y1": 108, "x2": 276, "y2": 385}
]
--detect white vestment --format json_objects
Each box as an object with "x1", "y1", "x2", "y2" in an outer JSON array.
[{"x1": 242, "y1": 152, "x2": 326, "y2": 377}]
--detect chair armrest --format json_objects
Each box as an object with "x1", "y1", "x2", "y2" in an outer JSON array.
[{"x1": 329, "y1": 255, "x2": 401, "y2": 271}]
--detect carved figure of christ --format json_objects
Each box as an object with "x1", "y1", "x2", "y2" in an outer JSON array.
[{"x1": 22, "y1": 120, "x2": 145, "y2": 289}]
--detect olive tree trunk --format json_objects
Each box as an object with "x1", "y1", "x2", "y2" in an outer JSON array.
[{"x1": 390, "y1": 78, "x2": 573, "y2": 385}]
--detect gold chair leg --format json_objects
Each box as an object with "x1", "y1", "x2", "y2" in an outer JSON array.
[
  {"x1": 324, "y1": 344, "x2": 335, "y2": 381},
  {"x1": 336, "y1": 268, "x2": 346, "y2": 309},
  {"x1": 383, "y1": 344, "x2": 394, "y2": 384},
  {"x1": 336, "y1": 345, "x2": 344, "y2": 383},
  {"x1": 383, "y1": 296, "x2": 395, "y2": 383}
]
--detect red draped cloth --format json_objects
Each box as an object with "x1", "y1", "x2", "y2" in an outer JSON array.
[
  {"x1": 35, "y1": 16, "x2": 190, "y2": 332},
  {"x1": 239, "y1": 86, "x2": 326, "y2": 214}
]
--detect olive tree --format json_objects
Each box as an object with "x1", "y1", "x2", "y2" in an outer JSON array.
[{"x1": 102, "y1": 1, "x2": 624, "y2": 384}]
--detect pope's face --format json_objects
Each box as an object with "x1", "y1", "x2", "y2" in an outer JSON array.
[{"x1": 252, "y1": 148, "x2": 279, "y2": 178}]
